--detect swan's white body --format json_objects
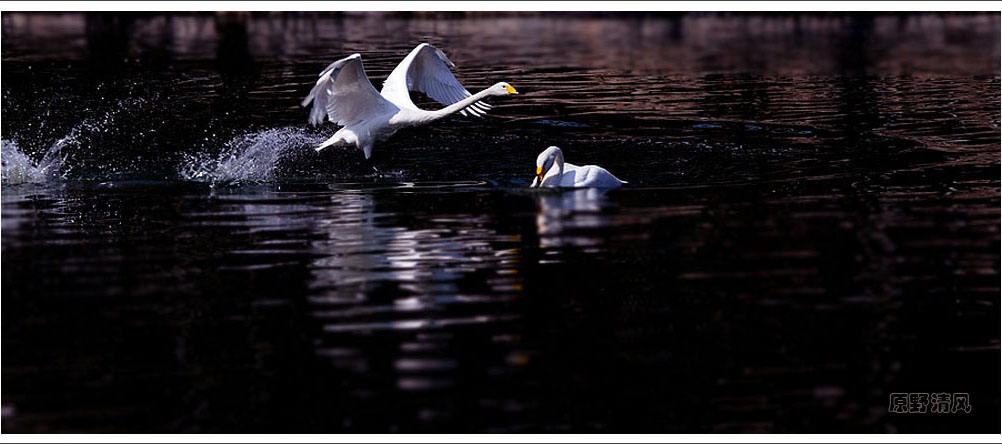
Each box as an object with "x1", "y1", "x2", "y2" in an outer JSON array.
[
  {"x1": 530, "y1": 146, "x2": 626, "y2": 189},
  {"x1": 301, "y1": 43, "x2": 517, "y2": 159}
]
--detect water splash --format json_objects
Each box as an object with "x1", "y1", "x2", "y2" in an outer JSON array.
[
  {"x1": 179, "y1": 127, "x2": 325, "y2": 184},
  {"x1": 1, "y1": 138, "x2": 71, "y2": 185},
  {"x1": 2, "y1": 97, "x2": 152, "y2": 184}
]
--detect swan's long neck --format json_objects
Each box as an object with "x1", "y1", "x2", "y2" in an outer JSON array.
[
  {"x1": 427, "y1": 89, "x2": 494, "y2": 121},
  {"x1": 541, "y1": 150, "x2": 565, "y2": 187}
]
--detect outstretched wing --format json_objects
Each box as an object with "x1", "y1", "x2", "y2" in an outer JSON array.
[
  {"x1": 301, "y1": 53, "x2": 399, "y2": 127},
  {"x1": 380, "y1": 43, "x2": 491, "y2": 117}
]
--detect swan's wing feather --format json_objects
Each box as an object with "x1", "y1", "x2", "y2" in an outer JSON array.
[
  {"x1": 578, "y1": 165, "x2": 625, "y2": 188},
  {"x1": 302, "y1": 54, "x2": 398, "y2": 127},
  {"x1": 382, "y1": 43, "x2": 483, "y2": 114}
]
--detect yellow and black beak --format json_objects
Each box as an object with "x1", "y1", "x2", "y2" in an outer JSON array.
[
  {"x1": 506, "y1": 85, "x2": 519, "y2": 95},
  {"x1": 535, "y1": 166, "x2": 544, "y2": 182}
]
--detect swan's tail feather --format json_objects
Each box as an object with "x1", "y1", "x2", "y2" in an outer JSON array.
[{"x1": 316, "y1": 132, "x2": 344, "y2": 152}]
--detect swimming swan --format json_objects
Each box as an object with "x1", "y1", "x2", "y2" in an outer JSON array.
[
  {"x1": 301, "y1": 43, "x2": 518, "y2": 159},
  {"x1": 530, "y1": 146, "x2": 626, "y2": 189}
]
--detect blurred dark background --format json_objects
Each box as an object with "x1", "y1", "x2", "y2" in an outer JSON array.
[{"x1": 2, "y1": 12, "x2": 999, "y2": 75}]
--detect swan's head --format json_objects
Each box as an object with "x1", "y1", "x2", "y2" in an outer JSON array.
[
  {"x1": 532, "y1": 146, "x2": 564, "y2": 187},
  {"x1": 491, "y1": 82, "x2": 519, "y2": 96}
]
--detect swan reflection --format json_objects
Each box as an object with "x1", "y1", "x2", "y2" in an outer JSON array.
[
  {"x1": 533, "y1": 188, "x2": 615, "y2": 255},
  {"x1": 308, "y1": 187, "x2": 522, "y2": 323},
  {"x1": 303, "y1": 187, "x2": 526, "y2": 395}
]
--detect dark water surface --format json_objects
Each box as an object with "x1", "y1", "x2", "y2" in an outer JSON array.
[{"x1": 2, "y1": 12, "x2": 999, "y2": 432}]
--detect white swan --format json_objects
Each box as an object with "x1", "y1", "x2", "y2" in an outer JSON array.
[
  {"x1": 301, "y1": 43, "x2": 518, "y2": 159},
  {"x1": 530, "y1": 146, "x2": 626, "y2": 189}
]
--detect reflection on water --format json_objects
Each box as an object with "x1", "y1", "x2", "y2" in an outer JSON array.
[
  {"x1": 1, "y1": 12, "x2": 999, "y2": 433},
  {"x1": 534, "y1": 188, "x2": 614, "y2": 254},
  {"x1": 307, "y1": 188, "x2": 522, "y2": 330}
]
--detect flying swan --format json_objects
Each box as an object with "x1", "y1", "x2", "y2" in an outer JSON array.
[
  {"x1": 301, "y1": 43, "x2": 519, "y2": 159},
  {"x1": 531, "y1": 146, "x2": 626, "y2": 189}
]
